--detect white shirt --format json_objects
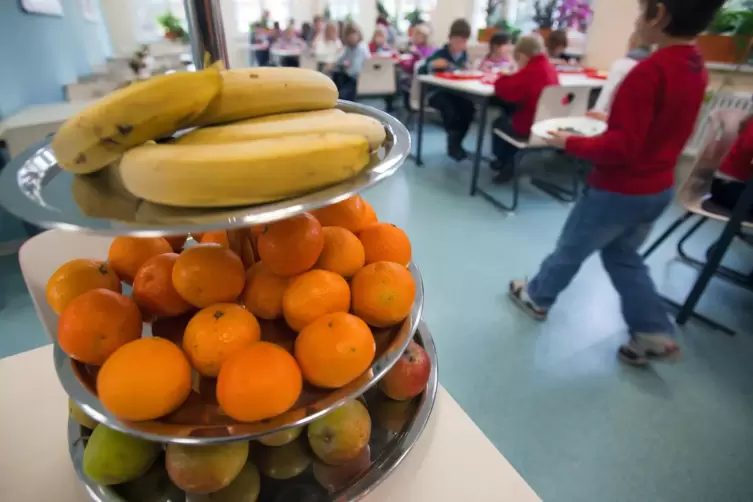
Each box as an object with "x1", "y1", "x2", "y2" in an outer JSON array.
[
  {"x1": 314, "y1": 37, "x2": 343, "y2": 64},
  {"x1": 591, "y1": 57, "x2": 639, "y2": 115}
]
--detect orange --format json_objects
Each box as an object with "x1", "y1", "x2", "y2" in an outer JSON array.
[
  {"x1": 183, "y1": 303, "x2": 261, "y2": 377},
  {"x1": 257, "y1": 213, "x2": 324, "y2": 277},
  {"x1": 311, "y1": 195, "x2": 371, "y2": 233},
  {"x1": 351, "y1": 262, "x2": 416, "y2": 328},
  {"x1": 358, "y1": 223, "x2": 412, "y2": 266},
  {"x1": 241, "y1": 262, "x2": 292, "y2": 320},
  {"x1": 57, "y1": 289, "x2": 142, "y2": 365},
  {"x1": 191, "y1": 232, "x2": 204, "y2": 242},
  {"x1": 200, "y1": 230, "x2": 230, "y2": 247},
  {"x1": 164, "y1": 235, "x2": 188, "y2": 252},
  {"x1": 282, "y1": 270, "x2": 351, "y2": 332},
  {"x1": 97, "y1": 337, "x2": 192, "y2": 421},
  {"x1": 108, "y1": 236, "x2": 173, "y2": 285},
  {"x1": 46, "y1": 259, "x2": 122, "y2": 315},
  {"x1": 362, "y1": 200, "x2": 378, "y2": 226},
  {"x1": 217, "y1": 342, "x2": 302, "y2": 422},
  {"x1": 132, "y1": 253, "x2": 192, "y2": 318},
  {"x1": 172, "y1": 244, "x2": 245, "y2": 308},
  {"x1": 314, "y1": 227, "x2": 365, "y2": 278},
  {"x1": 295, "y1": 312, "x2": 375, "y2": 388}
]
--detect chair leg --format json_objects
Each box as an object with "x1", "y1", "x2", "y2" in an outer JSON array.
[
  {"x1": 641, "y1": 212, "x2": 693, "y2": 259},
  {"x1": 676, "y1": 216, "x2": 708, "y2": 261},
  {"x1": 475, "y1": 150, "x2": 521, "y2": 212}
]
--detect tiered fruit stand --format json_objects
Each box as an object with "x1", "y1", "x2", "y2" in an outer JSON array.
[{"x1": 0, "y1": 1, "x2": 439, "y2": 500}]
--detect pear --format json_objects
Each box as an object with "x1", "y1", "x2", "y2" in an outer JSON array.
[
  {"x1": 166, "y1": 441, "x2": 248, "y2": 494},
  {"x1": 119, "y1": 459, "x2": 184, "y2": 502},
  {"x1": 307, "y1": 400, "x2": 371, "y2": 465},
  {"x1": 69, "y1": 398, "x2": 98, "y2": 430},
  {"x1": 257, "y1": 426, "x2": 303, "y2": 447},
  {"x1": 187, "y1": 462, "x2": 261, "y2": 502},
  {"x1": 257, "y1": 439, "x2": 311, "y2": 480},
  {"x1": 83, "y1": 424, "x2": 160, "y2": 485}
]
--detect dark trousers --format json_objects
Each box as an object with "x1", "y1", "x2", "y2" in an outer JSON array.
[
  {"x1": 253, "y1": 49, "x2": 270, "y2": 66},
  {"x1": 280, "y1": 55, "x2": 299, "y2": 67},
  {"x1": 333, "y1": 71, "x2": 357, "y2": 101},
  {"x1": 711, "y1": 178, "x2": 753, "y2": 217},
  {"x1": 428, "y1": 91, "x2": 474, "y2": 144},
  {"x1": 492, "y1": 114, "x2": 525, "y2": 167}
]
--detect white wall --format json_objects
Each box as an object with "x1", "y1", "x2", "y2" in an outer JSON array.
[
  {"x1": 584, "y1": 0, "x2": 638, "y2": 69},
  {"x1": 100, "y1": 0, "x2": 138, "y2": 57},
  {"x1": 432, "y1": 0, "x2": 476, "y2": 46}
]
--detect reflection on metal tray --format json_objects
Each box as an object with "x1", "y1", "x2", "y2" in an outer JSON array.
[
  {"x1": 0, "y1": 101, "x2": 411, "y2": 236},
  {"x1": 60, "y1": 262, "x2": 423, "y2": 445},
  {"x1": 69, "y1": 322, "x2": 438, "y2": 502}
]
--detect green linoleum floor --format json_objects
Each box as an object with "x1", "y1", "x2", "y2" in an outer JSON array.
[{"x1": 1, "y1": 122, "x2": 752, "y2": 502}]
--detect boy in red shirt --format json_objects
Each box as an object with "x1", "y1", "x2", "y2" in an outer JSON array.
[
  {"x1": 491, "y1": 35, "x2": 559, "y2": 181},
  {"x1": 508, "y1": 0, "x2": 726, "y2": 366},
  {"x1": 711, "y1": 113, "x2": 753, "y2": 216}
]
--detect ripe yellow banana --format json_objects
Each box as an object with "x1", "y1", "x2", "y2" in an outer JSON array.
[
  {"x1": 53, "y1": 67, "x2": 222, "y2": 174},
  {"x1": 119, "y1": 133, "x2": 371, "y2": 207},
  {"x1": 193, "y1": 67, "x2": 339, "y2": 126},
  {"x1": 177, "y1": 110, "x2": 386, "y2": 150}
]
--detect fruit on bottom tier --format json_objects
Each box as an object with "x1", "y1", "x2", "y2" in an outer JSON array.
[
  {"x1": 307, "y1": 400, "x2": 371, "y2": 465},
  {"x1": 83, "y1": 424, "x2": 161, "y2": 485},
  {"x1": 258, "y1": 425, "x2": 304, "y2": 447},
  {"x1": 257, "y1": 438, "x2": 312, "y2": 480},
  {"x1": 46, "y1": 258, "x2": 121, "y2": 314},
  {"x1": 166, "y1": 441, "x2": 249, "y2": 494},
  {"x1": 187, "y1": 462, "x2": 261, "y2": 502},
  {"x1": 378, "y1": 340, "x2": 432, "y2": 401},
  {"x1": 313, "y1": 445, "x2": 371, "y2": 493},
  {"x1": 68, "y1": 398, "x2": 98, "y2": 430}
]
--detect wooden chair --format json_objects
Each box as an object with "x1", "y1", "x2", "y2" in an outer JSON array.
[
  {"x1": 641, "y1": 108, "x2": 753, "y2": 333},
  {"x1": 486, "y1": 85, "x2": 593, "y2": 211}
]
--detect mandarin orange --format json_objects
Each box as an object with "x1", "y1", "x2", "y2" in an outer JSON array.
[
  {"x1": 200, "y1": 230, "x2": 230, "y2": 248},
  {"x1": 107, "y1": 236, "x2": 173, "y2": 285},
  {"x1": 241, "y1": 262, "x2": 292, "y2": 320},
  {"x1": 310, "y1": 195, "x2": 371, "y2": 233},
  {"x1": 295, "y1": 312, "x2": 375, "y2": 388},
  {"x1": 358, "y1": 223, "x2": 412, "y2": 266},
  {"x1": 172, "y1": 244, "x2": 245, "y2": 308},
  {"x1": 132, "y1": 253, "x2": 192, "y2": 318},
  {"x1": 351, "y1": 262, "x2": 416, "y2": 327},
  {"x1": 282, "y1": 270, "x2": 351, "y2": 332},
  {"x1": 217, "y1": 342, "x2": 302, "y2": 422},
  {"x1": 257, "y1": 213, "x2": 323, "y2": 277},
  {"x1": 314, "y1": 227, "x2": 365, "y2": 278},
  {"x1": 46, "y1": 259, "x2": 122, "y2": 315},
  {"x1": 164, "y1": 235, "x2": 188, "y2": 252}
]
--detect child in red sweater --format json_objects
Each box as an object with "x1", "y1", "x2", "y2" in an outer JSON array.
[
  {"x1": 490, "y1": 35, "x2": 558, "y2": 181},
  {"x1": 509, "y1": 0, "x2": 726, "y2": 366},
  {"x1": 712, "y1": 113, "x2": 753, "y2": 217}
]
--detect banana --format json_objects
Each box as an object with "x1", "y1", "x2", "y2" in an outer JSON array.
[
  {"x1": 119, "y1": 133, "x2": 371, "y2": 208},
  {"x1": 193, "y1": 67, "x2": 339, "y2": 126},
  {"x1": 53, "y1": 67, "x2": 222, "y2": 174},
  {"x1": 177, "y1": 110, "x2": 386, "y2": 151}
]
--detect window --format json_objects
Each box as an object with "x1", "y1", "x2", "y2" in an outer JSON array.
[
  {"x1": 397, "y1": 0, "x2": 436, "y2": 33},
  {"x1": 233, "y1": 0, "x2": 293, "y2": 33},
  {"x1": 135, "y1": 0, "x2": 187, "y2": 43},
  {"x1": 329, "y1": 0, "x2": 358, "y2": 21}
]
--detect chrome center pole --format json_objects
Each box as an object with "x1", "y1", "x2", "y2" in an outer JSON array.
[{"x1": 183, "y1": 0, "x2": 229, "y2": 69}]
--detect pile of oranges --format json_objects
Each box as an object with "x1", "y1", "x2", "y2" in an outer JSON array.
[{"x1": 47, "y1": 195, "x2": 416, "y2": 424}]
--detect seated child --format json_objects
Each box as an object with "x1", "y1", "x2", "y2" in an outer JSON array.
[
  {"x1": 419, "y1": 19, "x2": 473, "y2": 161},
  {"x1": 250, "y1": 23, "x2": 270, "y2": 66},
  {"x1": 478, "y1": 31, "x2": 514, "y2": 73},
  {"x1": 314, "y1": 22, "x2": 343, "y2": 68},
  {"x1": 490, "y1": 35, "x2": 558, "y2": 181},
  {"x1": 545, "y1": 29, "x2": 569, "y2": 64},
  {"x1": 369, "y1": 27, "x2": 395, "y2": 56},
  {"x1": 399, "y1": 23, "x2": 434, "y2": 74},
  {"x1": 712, "y1": 112, "x2": 753, "y2": 217},
  {"x1": 509, "y1": 0, "x2": 725, "y2": 367},
  {"x1": 331, "y1": 23, "x2": 371, "y2": 101},
  {"x1": 270, "y1": 25, "x2": 307, "y2": 66}
]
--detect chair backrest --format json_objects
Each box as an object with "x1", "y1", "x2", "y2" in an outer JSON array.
[
  {"x1": 533, "y1": 85, "x2": 592, "y2": 123},
  {"x1": 684, "y1": 90, "x2": 753, "y2": 156},
  {"x1": 677, "y1": 107, "x2": 749, "y2": 208},
  {"x1": 356, "y1": 58, "x2": 397, "y2": 96},
  {"x1": 299, "y1": 51, "x2": 319, "y2": 71}
]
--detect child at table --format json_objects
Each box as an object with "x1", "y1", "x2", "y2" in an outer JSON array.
[
  {"x1": 250, "y1": 23, "x2": 270, "y2": 66},
  {"x1": 314, "y1": 22, "x2": 343, "y2": 68},
  {"x1": 270, "y1": 25, "x2": 307, "y2": 66},
  {"x1": 369, "y1": 27, "x2": 395, "y2": 56},
  {"x1": 400, "y1": 23, "x2": 434, "y2": 74},
  {"x1": 418, "y1": 19, "x2": 473, "y2": 161},
  {"x1": 478, "y1": 31, "x2": 514, "y2": 73},
  {"x1": 711, "y1": 112, "x2": 753, "y2": 217},
  {"x1": 545, "y1": 29, "x2": 569, "y2": 64},
  {"x1": 330, "y1": 23, "x2": 371, "y2": 101},
  {"x1": 508, "y1": 0, "x2": 725, "y2": 366},
  {"x1": 489, "y1": 35, "x2": 558, "y2": 181}
]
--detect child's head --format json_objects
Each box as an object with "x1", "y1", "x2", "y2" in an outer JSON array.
[
  {"x1": 489, "y1": 31, "x2": 512, "y2": 58},
  {"x1": 412, "y1": 23, "x2": 430, "y2": 46},
  {"x1": 635, "y1": 0, "x2": 726, "y2": 46},
  {"x1": 343, "y1": 23, "x2": 363, "y2": 47},
  {"x1": 253, "y1": 23, "x2": 264, "y2": 35},
  {"x1": 514, "y1": 35, "x2": 544, "y2": 68},
  {"x1": 448, "y1": 19, "x2": 471, "y2": 54},
  {"x1": 545, "y1": 29, "x2": 568, "y2": 58},
  {"x1": 283, "y1": 25, "x2": 296, "y2": 39},
  {"x1": 314, "y1": 15, "x2": 325, "y2": 32},
  {"x1": 324, "y1": 22, "x2": 339, "y2": 41},
  {"x1": 372, "y1": 27, "x2": 387, "y2": 47}
]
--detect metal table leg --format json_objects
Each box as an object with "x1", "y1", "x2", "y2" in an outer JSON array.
[
  {"x1": 470, "y1": 97, "x2": 489, "y2": 196},
  {"x1": 414, "y1": 81, "x2": 426, "y2": 167}
]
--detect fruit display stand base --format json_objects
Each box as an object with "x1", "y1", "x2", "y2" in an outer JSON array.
[
  {"x1": 68, "y1": 323, "x2": 438, "y2": 502},
  {"x1": 0, "y1": 101, "x2": 410, "y2": 236}
]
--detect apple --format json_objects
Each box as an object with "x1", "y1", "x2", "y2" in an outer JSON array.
[{"x1": 378, "y1": 341, "x2": 431, "y2": 401}]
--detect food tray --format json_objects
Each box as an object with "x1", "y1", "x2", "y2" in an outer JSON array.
[
  {"x1": 68, "y1": 322, "x2": 439, "y2": 502},
  {"x1": 20, "y1": 229, "x2": 423, "y2": 444},
  {"x1": 0, "y1": 101, "x2": 411, "y2": 237}
]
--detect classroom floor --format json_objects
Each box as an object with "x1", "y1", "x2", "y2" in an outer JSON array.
[{"x1": 1, "y1": 118, "x2": 753, "y2": 502}]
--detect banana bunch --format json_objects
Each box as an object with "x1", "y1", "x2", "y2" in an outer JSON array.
[{"x1": 54, "y1": 65, "x2": 387, "y2": 208}]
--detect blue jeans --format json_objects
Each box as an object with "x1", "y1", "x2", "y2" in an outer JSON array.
[{"x1": 528, "y1": 186, "x2": 674, "y2": 335}]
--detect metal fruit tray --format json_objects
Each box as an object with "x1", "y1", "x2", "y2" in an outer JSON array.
[
  {"x1": 0, "y1": 100, "x2": 410, "y2": 236},
  {"x1": 20, "y1": 229, "x2": 423, "y2": 444},
  {"x1": 68, "y1": 323, "x2": 438, "y2": 502}
]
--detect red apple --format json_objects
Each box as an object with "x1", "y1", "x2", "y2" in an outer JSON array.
[{"x1": 378, "y1": 341, "x2": 431, "y2": 401}]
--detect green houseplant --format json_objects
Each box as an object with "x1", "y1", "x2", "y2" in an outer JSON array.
[
  {"x1": 698, "y1": 8, "x2": 753, "y2": 64},
  {"x1": 156, "y1": 11, "x2": 188, "y2": 43}
]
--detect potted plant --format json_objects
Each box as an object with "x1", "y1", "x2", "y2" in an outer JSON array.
[
  {"x1": 405, "y1": 8, "x2": 423, "y2": 36},
  {"x1": 557, "y1": 0, "x2": 592, "y2": 31},
  {"x1": 479, "y1": 19, "x2": 521, "y2": 43},
  {"x1": 156, "y1": 11, "x2": 188, "y2": 43},
  {"x1": 533, "y1": 0, "x2": 557, "y2": 41},
  {"x1": 698, "y1": 8, "x2": 753, "y2": 64},
  {"x1": 478, "y1": 0, "x2": 503, "y2": 42}
]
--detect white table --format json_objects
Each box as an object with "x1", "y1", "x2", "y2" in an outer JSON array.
[
  {"x1": 270, "y1": 47, "x2": 303, "y2": 66},
  {"x1": 0, "y1": 101, "x2": 95, "y2": 158},
  {"x1": 413, "y1": 73, "x2": 604, "y2": 208},
  {"x1": 0, "y1": 344, "x2": 540, "y2": 502}
]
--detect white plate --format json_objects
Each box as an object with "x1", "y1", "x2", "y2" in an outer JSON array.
[
  {"x1": 453, "y1": 70, "x2": 484, "y2": 78},
  {"x1": 531, "y1": 116, "x2": 607, "y2": 140}
]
